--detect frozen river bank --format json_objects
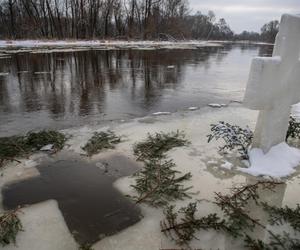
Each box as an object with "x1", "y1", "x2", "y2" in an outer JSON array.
[{"x1": 1, "y1": 103, "x2": 300, "y2": 250}]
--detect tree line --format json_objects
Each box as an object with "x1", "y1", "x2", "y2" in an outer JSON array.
[{"x1": 0, "y1": 0, "x2": 278, "y2": 42}]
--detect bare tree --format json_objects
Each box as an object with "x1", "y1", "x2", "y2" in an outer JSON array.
[{"x1": 0, "y1": 0, "x2": 270, "y2": 42}]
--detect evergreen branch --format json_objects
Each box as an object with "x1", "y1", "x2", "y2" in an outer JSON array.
[
  {"x1": 131, "y1": 131, "x2": 192, "y2": 206},
  {"x1": 0, "y1": 130, "x2": 67, "y2": 167},
  {"x1": 160, "y1": 181, "x2": 289, "y2": 249},
  {"x1": 0, "y1": 209, "x2": 23, "y2": 246},
  {"x1": 132, "y1": 159, "x2": 192, "y2": 206},
  {"x1": 160, "y1": 202, "x2": 230, "y2": 246},
  {"x1": 245, "y1": 232, "x2": 300, "y2": 250},
  {"x1": 133, "y1": 130, "x2": 190, "y2": 161},
  {"x1": 82, "y1": 130, "x2": 122, "y2": 156},
  {"x1": 262, "y1": 202, "x2": 300, "y2": 231},
  {"x1": 207, "y1": 121, "x2": 253, "y2": 160},
  {"x1": 286, "y1": 116, "x2": 300, "y2": 141}
]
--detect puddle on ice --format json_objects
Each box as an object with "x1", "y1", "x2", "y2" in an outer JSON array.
[{"x1": 2, "y1": 152, "x2": 142, "y2": 245}]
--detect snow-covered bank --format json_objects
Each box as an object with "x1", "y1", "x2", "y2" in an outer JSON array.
[
  {"x1": 212, "y1": 40, "x2": 274, "y2": 46},
  {"x1": 0, "y1": 40, "x2": 221, "y2": 51}
]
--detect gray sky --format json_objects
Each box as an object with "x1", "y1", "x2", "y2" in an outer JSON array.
[{"x1": 189, "y1": 0, "x2": 300, "y2": 33}]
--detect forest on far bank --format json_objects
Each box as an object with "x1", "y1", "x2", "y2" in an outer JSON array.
[{"x1": 0, "y1": 0, "x2": 279, "y2": 43}]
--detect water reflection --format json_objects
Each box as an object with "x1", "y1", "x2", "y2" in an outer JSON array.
[{"x1": 0, "y1": 45, "x2": 273, "y2": 136}]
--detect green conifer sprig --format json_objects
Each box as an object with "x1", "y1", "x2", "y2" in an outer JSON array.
[
  {"x1": 214, "y1": 181, "x2": 284, "y2": 236},
  {"x1": 208, "y1": 118, "x2": 300, "y2": 160},
  {"x1": 207, "y1": 121, "x2": 253, "y2": 160},
  {"x1": 79, "y1": 243, "x2": 94, "y2": 250},
  {"x1": 0, "y1": 130, "x2": 67, "y2": 167},
  {"x1": 133, "y1": 130, "x2": 190, "y2": 161},
  {"x1": 160, "y1": 181, "x2": 294, "y2": 249},
  {"x1": 286, "y1": 116, "x2": 300, "y2": 141},
  {"x1": 0, "y1": 210, "x2": 23, "y2": 246},
  {"x1": 131, "y1": 159, "x2": 192, "y2": 206},
  {"x1": 131, "y1": 131, "x2": 192, "y2": 206},
  {"x1": 161, "y1": 202, "x2": 230, "y2": 246},
  {"x1": 82, "y1": 130, "x2": 122, "y2": 156},
  {"x1": 262, "y1": 203, "x2": 300, "y2": 231},
  {"x1": 244, "y1": 232, "x2": 300, "y2": 250}
]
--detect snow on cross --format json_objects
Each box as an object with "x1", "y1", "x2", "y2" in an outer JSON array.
[{"x1": 244, "y1": 14, "x2": 300, "y2": 153}]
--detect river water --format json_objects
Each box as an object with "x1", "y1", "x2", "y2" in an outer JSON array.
[{"x1": 0, "y1": 44, "x2": 273, "y2": 136}]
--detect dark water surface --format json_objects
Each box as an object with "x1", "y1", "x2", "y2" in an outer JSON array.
[
  {"x1": 0, "y1": 44, "x2": 273, "y2": 136},
  {"x1": 2, "y1": 153, "x2": 142, "y2": 244}
]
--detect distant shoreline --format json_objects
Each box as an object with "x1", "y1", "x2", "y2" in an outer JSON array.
[{"x1": 0, "y1": 40, "x2": 273, "y2": 52}]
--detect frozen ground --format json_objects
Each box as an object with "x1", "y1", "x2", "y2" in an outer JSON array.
[
  {"x1": 2, "y1": 200, "x2": 78, "y2": 250},
  {"x1": 1, "y1": 103, "x2": 300, "y2": 249}
]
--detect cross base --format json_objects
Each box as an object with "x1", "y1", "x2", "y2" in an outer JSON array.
[{"x1": 252, "y1": 102, "x2": 291, "y2": 153}]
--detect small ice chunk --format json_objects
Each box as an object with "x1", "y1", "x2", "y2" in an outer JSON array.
[
  {"x1": 34, "y1": 71, "x2": 51, "y2": 75},
  {"x1": 40, "y1": 144, "x2": 54, "y2": 151},
  {"x1": 16, "y1": 171, "x2": 23, "y2": 177},
  {"x1": 152, "y1": 112, "x2": 171, "y2": 116},
  {"x1": 208, "y1": 103, "x2": 222, "y2": 108},
  {"x1": 241, "y1": 160, "x2": 250, "y2": 167},
  {"x1": 24, "y1": 159, "x2": 38, "y2": 168},
  {"x1": 188, "y1": 107, "x2": 198, "y2": 111},
  {"x1": 167, "y1": 65, "x2": 175, "y2": 69},
  {"x1": 239, "y1": 142, "x2": 300, "y2": 178},
  {"x1": 207, "y1": 160, "x2": 218, "y2": 165},
  {"x1": 220, "y1": 161, "x2": 233, "y2": 170},
  {"x1": 96, "y1": 162, "x2": 108, "y2": 172}
]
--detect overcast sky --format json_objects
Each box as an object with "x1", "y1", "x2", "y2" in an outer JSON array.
[{"x1": 189, "y1": 0, "x2": 300, "y2": 33}]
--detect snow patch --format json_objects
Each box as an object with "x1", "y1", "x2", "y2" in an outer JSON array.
[
  {"x1": 188, "y1": 107, "x2": 198, "y2": 111},
  {"x1": 207, "y1": 160, "x2": 218, "y2": 165},
  {"x1": 220, "y1": 161, "x2": 233, "y2": 170},
  {"x1": 23, "y1": 159, "x2": 38, "y2": 168},
  {"x1": 152, "y1": 112, "x2": 171, "y2": 116},
  {"x1": 240, "y1": 142, "x2": 300, "y2": 178},
  {"x1": 40, "y1": 144, "x2": 54, "y2": 151},
  {"x1": 208, "y1": 103, "x2": 227, "y2": 108},
  {"x1": 292, "y1": 102, "x2": 300, "y2": 118}
]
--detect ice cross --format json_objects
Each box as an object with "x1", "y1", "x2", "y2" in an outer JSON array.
[
  {"x1": 1, "y1": 155, "x2": 140, "y2": 245},
  {"x1": 244, "y1": 14, "x2": 300, "y2": 153}
]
